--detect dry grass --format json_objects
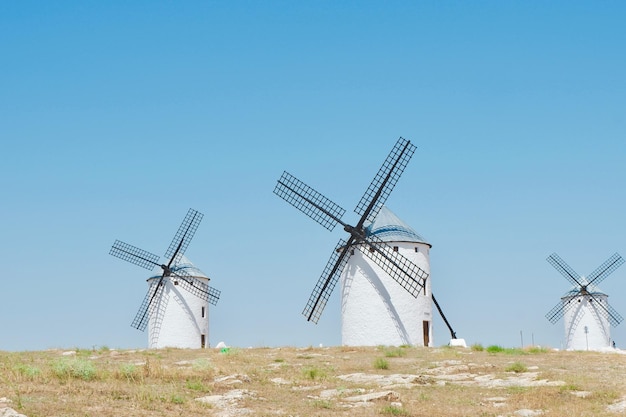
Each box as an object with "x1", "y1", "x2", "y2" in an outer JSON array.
[{"x1": 1, "y1": 345, "x2": 626, "y2": 416}]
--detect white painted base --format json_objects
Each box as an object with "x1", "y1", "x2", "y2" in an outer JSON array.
[
  {"x1": 341, "y1": 241, "x2": 432, "y2": 347},
  {"x1": 562, "y1": 294, "x2": 611, "y2": 351},
  {"x1": 147, "y1": 276, "x2": 210, "y2": 349},
  {"x1": 449, "y1": 338, "x2": 467, "y2": 348}
]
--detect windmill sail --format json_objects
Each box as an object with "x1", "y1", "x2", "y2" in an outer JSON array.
[{"x1": 275, "y1": 137, "x2": 428, "y2": 323}]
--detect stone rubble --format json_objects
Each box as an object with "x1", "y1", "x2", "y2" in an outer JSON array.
[
  {"x1": 0, "y1": 398, "x2": 27, "y2": 417},
  {"x1": 195, "y1": 389, "x2": 256, "y2": 417},
  {"x1": 606, "y1": 396, "x2": 626, "y2": 413}
]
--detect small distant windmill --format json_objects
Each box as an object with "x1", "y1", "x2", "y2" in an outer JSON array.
[
  {"x1": 110, "y1": 208, "x2": 220, "y2": 349},
  {"x1": 545, "y1": 252, "x2": 624, "y2": 350},
  {"x1": 274, "y1": 137, "x2": 459, "y2": 346}
]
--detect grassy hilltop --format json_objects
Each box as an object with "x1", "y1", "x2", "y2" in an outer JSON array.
[{"x1": 1, "y1": 345, "x2": 626, "y2": 416}]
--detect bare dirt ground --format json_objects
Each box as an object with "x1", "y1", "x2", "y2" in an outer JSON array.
[{"x1": 2, "y1": 345, "x2": 626, "y2": 416}]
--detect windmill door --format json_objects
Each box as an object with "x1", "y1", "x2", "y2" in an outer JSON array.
[{"x1": 423, "y1": 321, "x2": 430, "y2": 347}]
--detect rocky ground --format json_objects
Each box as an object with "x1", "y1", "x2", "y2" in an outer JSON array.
[{"x1": 2, "y1": 345, "x2": 626, "y2": 416}]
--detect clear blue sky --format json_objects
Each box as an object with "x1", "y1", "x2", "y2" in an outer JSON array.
[{"x1": 2, "y1": 1, "x2": 625, "y2": 351}]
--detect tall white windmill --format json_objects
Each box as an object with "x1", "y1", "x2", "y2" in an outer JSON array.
[
  {"x1": 110, "y1": 208, "x2": 220, "y2": 349},
  {"x1": 274, "y1": 137, "x2": 462, "y2": 347},
  {"x1": 545, "y1": 253, "x2": 624, "y2": 351}
]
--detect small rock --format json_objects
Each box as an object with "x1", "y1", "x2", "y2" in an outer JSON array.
[
  {"x1": 61, "y1": 351, "x2": 76, "y2": 356},
  {"x1": 215, "y1": 374, "x2": 251, "y2": 385},
  {"x1": 571, "y1": 391, "x2": 592, "y2": 398},
  {"x1": 514, "y1": 409, "x2": 543, "y2": 417},
  {"x1": 343, "y1": 391, "x2": 400, "y2": 403},
  {"x1": 607, "y1": 397, "x2": 626, "y2": 413},
  {"x1": 270, "y1": 378, "x2": 292, "y2": 385},
  {"x1": 291, "y1": 385, "x2": 323, "y2": 391},
  {"x1": 0, "y1": 406, "x2": 28, "y2": 417}
]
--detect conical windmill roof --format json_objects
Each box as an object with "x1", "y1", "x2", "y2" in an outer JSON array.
[
  {"x1": 365, "y1": 206, "x2": 430, "y2": 246},
  {"x1": 149, "y1": 255, "x2": 210, "y2": 280}
]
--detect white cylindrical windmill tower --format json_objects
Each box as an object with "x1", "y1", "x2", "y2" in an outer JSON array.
[
  {"x1": 341, "y1": 206, "x2": 433, "y2": 347},
  {"x1": 562, "y1": 287, "x2": 611, "y2": 351},
  {"x1": 147, "y1": 255, "x2": 211, "y2": 349}
]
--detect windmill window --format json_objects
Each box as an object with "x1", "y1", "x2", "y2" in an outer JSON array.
[
  {"x1": 369, "y1": 247, "x2": 375, "y2": 252},
  {"x1": 415, "y1": 247, "x2": 419, "y2": 253},
  {"x1": 350, "y1": 249, "x2": 355, "y2": 255},
  {"x1": 174, "y1": 281, "x2": 179, "y2": 286},
  {"x1": 393, "y1": 246, "x2": 398, "y2": 252},
  {"x1": 201, "y1": 307, "x2": 206, "y2": 318}
]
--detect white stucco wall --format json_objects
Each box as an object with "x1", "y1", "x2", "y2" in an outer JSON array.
[
  {"x1": 562, "y1": 293, "x2": 611, "y2": 351},
  {"x1": 147, "y1": 276, "x2": 210, "y2": 349},
  {"x1": 341, "y1": 241, "x2": 432, "y2": 346}
]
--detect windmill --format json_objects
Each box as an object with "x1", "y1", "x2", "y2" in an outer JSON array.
[
  {"x1": 274, "y1": 137, "x2": 460, "y2": 346},
  {"x1": 110, "y1": 208, "x2": 220, "y2": 349},
  {"x1": 545, "y1": 252, "x2": 624, "y2": 350}
]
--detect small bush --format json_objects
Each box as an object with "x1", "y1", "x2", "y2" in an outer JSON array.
[
  {"x1": 303, "y1": 367, "x2": 326, "y2": 380},
  {"x1": 170, "y1": 394, "x2": 185, "y2": 404},
  {"x1": 503, "y1": 348, "x2": 526, "y2": 355},
  {"x1": 384, "y1": 348, "x2": 406, "y2": 358},
  {"x1": 374, "y1": 358, "x2": 389, "y2": 370},
  {"x1": 471, "y1": 344, "x2": 484, "y2": 352},
  {"x1": 52, "y1": 357, "x2": 97, "y2": 381},
  {"x1": 118, "y1": 363, "x2": 140, "y2": 381},
  {"x1": 185, "y1": 379, "x2": 207, "y2": 391},
  {"x1": 312, "y1": 399, "x2": 333, "y2": 409},
  {"x1": 527, "y1": 346, "x2": 549, "y2": 354},
  {"x1": 559, "y1": 384, "x2": 581, "y2": 392},
  {"x1": 505, "y1": 362, "x2": 528, "y2": 373},
  {"x1": 15, "y1": 363, "x2": 41, "y2": 379},
  {"x1": 382, "y1": 405, "x2": 410, "y2": 415},
  {"x1": 486, "y1": 345, "x2": 505, "y2": 353},
  {"x1": 191, "y1": 358, "x2": 212, "y2": 372}
]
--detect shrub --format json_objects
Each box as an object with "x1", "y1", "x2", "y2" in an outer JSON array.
[
  {"x1": 118, "y1": 363, "x2": 140, "y2": 381},
  {"x1": 170, "y1": 394, "x2": 185, "y2": 404},
  {"x1": 15, "y1": 363, "x2": 41, "y2": 380},
  {"x1": 302, "y1": 367, "x2": 326, "y2": 380},
  {"x1": 384, "y1": 348, "x2": 406, "y2": 358},
  {"x1": 312, "y1": 399, "x2": 333, "y2": 409},
  {"x1": 191, "y1": 358, "x2": 212, "y2": 372},
  {"x1": 52, "y1": 357, "x2": 97, "y2": 381},
  {"x1": 505, "y1": 362, "x2": 528, "y2": 373},
  {"x1": 486, "y1": 345, "x2": 505, "y2": 353},
  {"x1": 471, "y1": 344, "x2": 484, "y2": 352},
  {"x1": 374, "y1": 358, "x2": 389, "y2": 370},
  {"x1": 185, "y1": 379, "x2": 207, "y2": 391},
  {"x1": 382, "y1": 405, "x2": 410, "y2": 415}
]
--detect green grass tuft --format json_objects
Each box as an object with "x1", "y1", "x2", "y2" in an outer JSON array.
[
  {"x1": 302, "y1": 366, "x2": 326, "y2": 380},
  {"x1": 384, "y1": 348, "x2": 407, "y2": 358},
  {"x1": 374, "y1": 358, "x2": 389, "y2": 370},
  {"x1": 381, "y1": 405, "x2": 410, "y2": 415},
  {"x1": 505, "y1": 361, "x2": 528, "y2": 373},
  {"x1": 52, "y1": 357, "x2": 98, "y2": 381},
  {"x1": 15, "y1": 363, "x2": 41, "y2": 379}
]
